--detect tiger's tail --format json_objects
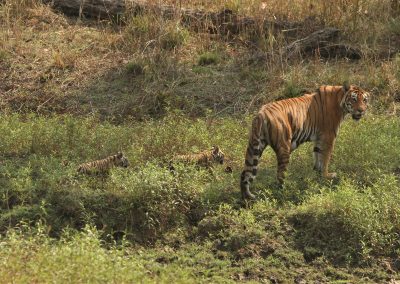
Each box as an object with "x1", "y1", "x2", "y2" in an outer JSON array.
[
  {"x1": 167, "y1": 160, "x2": 177, "y2": 175},
  {"x1": 240, "y1": 113, "x2": 267, "y2": 200}
]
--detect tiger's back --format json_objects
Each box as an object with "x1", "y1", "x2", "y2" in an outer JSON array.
[
  {"x1": 257, "y1": 86, "x2": 351, "y2": 148},
  {"x1": 77, "y1": 152, "x2": 129, "y2": 175},
  {"x1": 169, "y1": 146, "x2": 226, "y2": 172}
]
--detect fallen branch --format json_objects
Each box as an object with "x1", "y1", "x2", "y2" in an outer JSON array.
[
  {"x1": 283, "y1": 27, "x2": 361, "y2": 59},
  {"x1": 45, "y1": 0, "x2": 303, "y2": 35},
  {"x1": 45, "y1": 0, "x2": 362, "y2": 60}
]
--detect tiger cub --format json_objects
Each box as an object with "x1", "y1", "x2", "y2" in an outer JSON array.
[
  {"x1": 168, "y1": 146, "x2": 227, "y2": 173},
  {"x1": 77, "y1": 152, "x2": 129, "y2": 175}
]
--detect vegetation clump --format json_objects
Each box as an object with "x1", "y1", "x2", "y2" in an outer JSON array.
[
  {"x1": 160, "y1": 25, "x2": 189, "y2": 50},
  {"x1": 198, "y1": 52, "x2": 220, "y2": 66},
  {"x1": 126, "y1": 61, "x2": 145, "y2": 76}
]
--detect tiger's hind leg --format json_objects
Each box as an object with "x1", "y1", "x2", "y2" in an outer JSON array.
[
  {"x1": 314, "y1": 138, "x2": 337, "y2": 179},
  {"x1": 275, "y1": 143, "x2": 291, "y2": 187},
  {"x1": 167, "y1": 161, "x2": 177, "y2": 175}
]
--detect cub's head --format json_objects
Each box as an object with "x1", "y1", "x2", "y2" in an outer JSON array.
[
  {"x1": 342, "y1": 84, "x2": 369, "y2": 121},
  {"x1": 115, "y1": 152, "x2": 130, "y2": 168},
  {"x1": 211, "y1": 146, "x2": 225, "y2": 165}
]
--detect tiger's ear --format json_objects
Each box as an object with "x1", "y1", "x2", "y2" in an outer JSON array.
[
  {"x1": 117, "y1": 152, "x2": 123, "y2": 158},
  {"x1": 343, "y1": 81, "x2": 350, "y2": 92}
]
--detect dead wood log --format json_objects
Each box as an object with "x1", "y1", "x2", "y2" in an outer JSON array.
[
  {"x1": 283, "y1": 27, "x2": 361, "y2": 59},
  {"x1": 46, "y1": 0, "x2": 129, "y2": 19},
  {"x1": 45, "y1": 0, "x2": 303, "y2": 36},
  {"x1": 45, "y1": 0, "x2": 361, "y2": 59},
  {"x1": 247, "y1": 27, "x2": 361, "y2": 64}
]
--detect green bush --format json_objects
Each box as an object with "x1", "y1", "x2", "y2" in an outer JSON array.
[
  {"x1": 160, "y1": 25, "x2": 189, "y2": 50},
  {"x1": 281, "y1": 81, "x2": 305, "y2": 99},
  {"x1": 0, "y1": 49, "x2": 9, "y2": 62},
  {"x1": 389, "y1": 16, "x2": 400, "y2": 35},
  {"x1": 198, "y1": 52, "x2": 220, "y2": 66},
  {"x1": 292, "y1": 176, "x2": 400, "y2": 264},
  {"x1": 125, "y1": 61, "x2": 145, "y2": 76},
  {"x1": 126, "y1": 15, "x2": 151, "y2": 35}
]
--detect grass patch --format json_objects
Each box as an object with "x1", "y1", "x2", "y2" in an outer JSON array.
[
  {"x1": 0, "y1": 113, "x2": 398, "y2": 282},
  {"x1": 0, "y1": 114, "x2": 399, "y2": 255},
  {"x1": 292, "y1": 176, "x2": 400, "y2": 264},
  {"x1": 192, "y1": 65, "x2": 214, "y2": 75}
]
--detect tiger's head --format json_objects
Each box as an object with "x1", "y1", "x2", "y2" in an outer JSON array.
[
  {"x1": 342, "y1": 84, "x2": 369, "y2": 121},
  {"x1": 115, "y1": 152, "x2": 130, "y2": 168},
  {"x1": 211, "y1": 146, "x2": 225, "y2": 165}
]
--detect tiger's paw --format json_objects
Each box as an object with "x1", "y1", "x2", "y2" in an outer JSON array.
[
  {"x1": 313, "y1": 165, "x2": 322, "y2": 172},
  {"x1": 325, "y1": 172, "x2": 337, "y2": 179}
]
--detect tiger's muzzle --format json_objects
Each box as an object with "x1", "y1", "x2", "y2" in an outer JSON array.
[
  {"x1": 352, "y1": 109, "x2": 366, "y2": 121},
  {"x1": 352, "y1": 113, "x2": 363, "y2": 120}
]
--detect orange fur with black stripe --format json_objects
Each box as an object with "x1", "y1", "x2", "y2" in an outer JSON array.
[
  {"x1": 241, "y1": 84, "x2": 369, "y2": 200},
  {"x1": 169, "y1": 146, "x2": 225, "y2": 172},
  {"x1": 77, "y1": 152, "x2": 129, "y2": 175}
]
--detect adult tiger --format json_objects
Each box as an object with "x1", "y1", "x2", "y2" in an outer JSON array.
[
  {"x1": 77, "y1": 152, "x2": 129, "y2": 175},
  {"x1": 168, "y1": 146, "x2": 227, "y2": 173},
  {"x1": 240, "y1": 84, "x2": 369, "y2": 200}
]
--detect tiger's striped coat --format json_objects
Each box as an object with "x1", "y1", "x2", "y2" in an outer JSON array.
[
  {"x1": 77, "y1": 152, "x2": 129, "y2": 175},
  {"x1": 169, "y1": 146, "x2": 226, "y2": 172},
  {"x1": 240, "y1": 84, "x2": 369, "y2": 200}
]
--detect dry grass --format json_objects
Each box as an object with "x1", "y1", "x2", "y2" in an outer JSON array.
[
  {"x1": 0, "y1": 0, "x2": 399, "y2": 117},
  {"x1": 0, "y1": 1, "x2": 128, "y2": 112}
]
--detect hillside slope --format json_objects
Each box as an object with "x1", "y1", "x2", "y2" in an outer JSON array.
[{"x1": 1, "y1": 1, "x2": 400, "y2": 283}]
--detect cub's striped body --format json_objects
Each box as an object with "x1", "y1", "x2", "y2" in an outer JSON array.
[
  {"x1": 77, "y1": 152, "x2": 129, "y2": 175},
  {"x1": 241, "y1": 84, "x2": 369, "y2": 200},
  {"x1": 169, "y1": 146, "x2": 225, "y2": 172}
]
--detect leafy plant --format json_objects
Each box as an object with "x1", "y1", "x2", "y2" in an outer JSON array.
[{"x1": 198, "y1": 52, "x2": 220, "y2": 66}]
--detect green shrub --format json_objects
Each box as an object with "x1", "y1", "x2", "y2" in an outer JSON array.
[
  {"x1": 282, "y1": 81, "x2": 305, "y2": 99},
  {"x1": 389, "y1": 16, "x2": 400, "y2": 35},
  {"x1": 198, "y1": 52, "x2": 220, "y2": 66},
  {"x1": 160, "y1": 25, "x2": 189, "y2": 50},
  {"x1": 125, "y1": 61, "x2": 144, "y2": 76},
  {"x1": 126, "y1": 15, "x2": 151, "y2": 35},
  {"x1": 0, "y1": 49, "x2": 9, "y2": 62},
  {"x1": 292, "y1": 176, "x2": 400, "y2": 264}
]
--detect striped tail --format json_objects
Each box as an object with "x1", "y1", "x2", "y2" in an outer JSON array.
[{"x1": 240, "y1": 113, "x2": 266, "y2": 200}]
